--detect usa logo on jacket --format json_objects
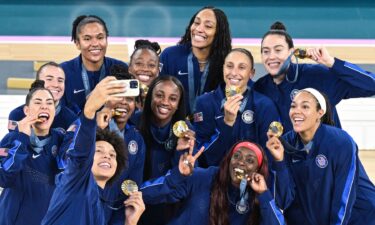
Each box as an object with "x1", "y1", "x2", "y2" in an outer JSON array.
[{"x1": 315, "y1": 154, "x2": 328, "y2": 168}]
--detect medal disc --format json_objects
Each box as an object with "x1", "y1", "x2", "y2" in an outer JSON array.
[
  {"x1": 225, "y1": 86, "x2": 241, "y2": 98},
  {"x1": 112, "y1": 109, "x2": 122, "y2": 117},
  {"x1": 269, "y1": 121, "x2": 284, "y2": 137},
  {"x1": 234, "y1": 168, "x2": 246, "y2": 180},
  {"x1": 140, "y1": 83, "x2": 149, "y2": 96},
  {"x1": 121, "y1": 180, "x2": 138, "y2": 196},
  {"x1": 236, "y1": 200, "x2": 249, "y2": 214},
  {"x1": 173, "y1": 121, "x2": 189, "y2": 138},
  {"x1": 294, "y1": 48, "x2": 308, "y2": 59}
]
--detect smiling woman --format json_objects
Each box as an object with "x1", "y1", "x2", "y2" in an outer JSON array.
[
  {"x1": 194, "y1": 48, "x2": 279, "y2": 168},
  {"x1": 61, "y1": 15, "x2": 128, "y2": 114},
  {"x1": 0, "y1": 80, "x2": 69, "y2": 225},
  {"x1": 159, "y1": 6, "x2": 232, "y2": 115},
  {"x1": 266, "y1": 88, "x2": 375, "y2": 225},
  {"x1": 140, "y1": 140, "x2": 285, "y2": 225},
  {"x1": 7, "y1": 62, "x2": 77, "y2": 133},
  {"x1": 138, "y1": 75, "x2": 190, "y2": 225}
]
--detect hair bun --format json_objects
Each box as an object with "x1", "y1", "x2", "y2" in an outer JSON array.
[
  {"x1": 270, "y1": 21, "x2": 286, "y2": 31},
  {"x1": 29, "y1": 80, "x2": 45, "y2": 92},
  {"x1": 134, "y1": 39, "x2": 161, "y2": 55}
]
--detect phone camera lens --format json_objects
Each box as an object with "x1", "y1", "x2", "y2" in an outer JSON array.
[{"x1": 130, "y1": 81, "x2": 138, "y2": 88}]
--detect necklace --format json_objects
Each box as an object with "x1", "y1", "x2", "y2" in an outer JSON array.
[{"x1": 198, "y1": 60, "x2": 208, "y2": 64}]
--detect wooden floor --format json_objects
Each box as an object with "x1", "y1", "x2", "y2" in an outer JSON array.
[
  {"x1": 1, "y1": 41, "x2": 375, "y2": 64},
  {"x1": 359, "y1": 151, "x2": 375, "y2": 183}
]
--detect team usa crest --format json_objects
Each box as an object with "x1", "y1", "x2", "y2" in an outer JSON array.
[
  {"x1": 128, "y1": 140, "x2": 138, "y2": 155},
  {"x1": 315, "y1": 154, "x2": 328, "y2": 168},
  {"x1": 241, "y1": 110, "x2": 254, "y2": 124}
]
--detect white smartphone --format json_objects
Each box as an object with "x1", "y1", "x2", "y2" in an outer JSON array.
[{"x1": 110, "y1": 79, "x2": 140, "y2": 97}]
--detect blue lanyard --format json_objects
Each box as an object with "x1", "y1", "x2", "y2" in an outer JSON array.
[
  {"x1": 55, "y1": 102, "x2": 61, "y2": 116},
  {"x1": 108, "y1": 119, "x2": 126, "y2": 139},
  {"x1": 187, "y1": 52, "x2": 210, "y2": 112},
  {"x1": 30, "y1": 129, "x2": 51, "y2": 154},
  {"x1": 81, "y1": 61, "x2": 106, "y2": 97}
]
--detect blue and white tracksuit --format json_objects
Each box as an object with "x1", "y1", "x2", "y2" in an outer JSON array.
[
  {"x1": 0, "y1": 129, "x2": 67, "y2": 225},
  {"x1": 272, "y1": 124, "x2": 375, "y2": 225},
  {"x1": 254, "y1": 59, "x2": 375, "y2": 133},
  {"x1": 194, "y1": 84, "x2": 280, "y2": 167},
  {"x1": 160, "y1": 44, "x2": 213, "y2": 115},
  {"x1": 41, "y1": 116, "x2": 109, "y2": 225},
  {"x1": 103, "y1": 121, "x2": 146, "y2": 225},
  {"x1": 141, "y1": 167, "x2": 285, "y2": 225}
]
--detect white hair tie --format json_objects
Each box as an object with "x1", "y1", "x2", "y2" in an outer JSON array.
[{"x1": 300, "y1": 88, "x2": 326, "y2": 115}]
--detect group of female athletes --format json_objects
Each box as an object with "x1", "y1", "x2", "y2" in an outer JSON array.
[{"x1": 1, "y1": 5, "x2": 375, "y2": 225}]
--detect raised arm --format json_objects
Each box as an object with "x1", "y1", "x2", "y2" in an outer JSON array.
[
  {"x1": 306, "y1": 46, "x2": 375, "y2": 102},
  {"x1": 141, "y1": 142, "x2": 204, "y2": 204}
]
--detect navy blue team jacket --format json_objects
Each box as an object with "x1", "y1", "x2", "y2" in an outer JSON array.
[
  {"x1": 141, "y1": 167, "x2": 286, "y2": 225},
  {"x1": 160, "y1": 44, "x2": 212, "y2": 115},
  {"x1": 41, "y1": 116, "x2": 110, "y2": 225},
  {"x1": 272, "y1": 124, "x2": 375, "y2": 225},
  {"x1": 103, "y1": 122, "x2": 146, "y2": 225},
  {"x1": 254, "y1": 58, "x2": 375, "y2": 133},
  {"x1": 194, "y1": 84, "x2": 280, "y2": 167},
  {"x1": 0, "y1": 129, "x2": 67, "y2": 225},
  {"x1": 61, "y1": 55, "x2": 128, "y2": 113}
]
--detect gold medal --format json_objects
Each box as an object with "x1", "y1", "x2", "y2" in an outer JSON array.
[
  {"x1": 173, "y1": 121, "x2": 189, "y2": 138},
  {"x1": 225, "y1": 86, "x2": 241, "y2": 98},
  {"x1": 121, "y1": 180, "x2": 138, "y2": 196},
  {"x1": 234, "y1": 168, "x2": 247, "y2": 180},
  {"x1": 294, "y1": 48, "x2": 309, "y2": 59},
  {"x1": 140, "y1": 83, "x2": 149, "y2": 96},
  {"x1": 269, "y1": 121, "x2": 284, "y2": 137},
  {"x1": 112, "y1": 109, "x2": 122, "y2": 117}
]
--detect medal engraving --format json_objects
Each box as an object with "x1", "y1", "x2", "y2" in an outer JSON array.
[
  {"x1": 173, "y1": 121, "x2": 189, "y2": 138},
  {"x1": 225, "y1": 86, "x2": 241, "y2": 98},
  {"x1": 121, "y1": 180, "x2": 138, "y2": 196},
  {"x1": 269, "y1": 121, "x2": 284, "y2": 137}
]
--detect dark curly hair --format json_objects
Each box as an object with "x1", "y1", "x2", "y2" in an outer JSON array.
[
  {"x1": 71, "y1": 15, "x2": 108, "y2": 43},
  {"x1": 95, "y1": 128, "x2": 127, "y2": 186},
  {"x1": 179, "y1": 6, "x2": 232, "y2": 91},
  {"x1": 209, "y1": 141, "x2": 269, "y2": 225}
]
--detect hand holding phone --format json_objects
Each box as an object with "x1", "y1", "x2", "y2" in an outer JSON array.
[{"x1": 110, "y1": 79, "x2": 140, "y2": 97}]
